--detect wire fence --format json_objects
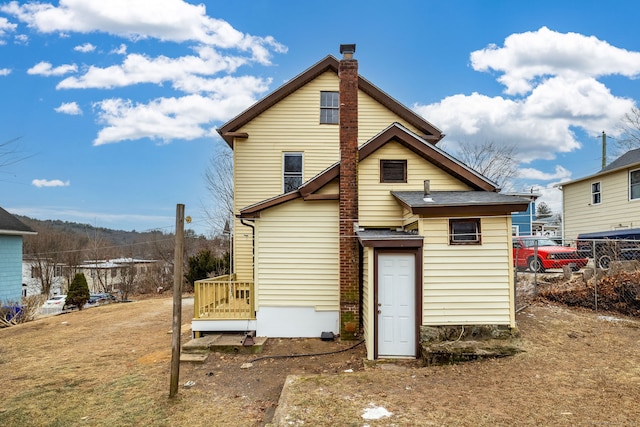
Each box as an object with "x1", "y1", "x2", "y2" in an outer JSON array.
[{"x1": 514, "y1": 236, "x2": 640, "y2": 316}]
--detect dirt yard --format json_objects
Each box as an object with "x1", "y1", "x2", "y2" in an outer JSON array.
[{"x1": 1, "y1": 290, "x2": 639, "y2": 426}]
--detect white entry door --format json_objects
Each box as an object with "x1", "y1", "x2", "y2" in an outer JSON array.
[{"x1": 377, "y1": 253, "x2": 416, "y2": 357}]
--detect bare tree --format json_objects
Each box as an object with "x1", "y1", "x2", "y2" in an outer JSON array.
[
  {"x1": 23, "y1": 228, "x2": 67, "y2": 296},
  {"x1": 617, "y1": 107, "x2": 640, "y2": 152},
  {"x1": 204, "y1": 148, "x2": 234, "y2": 235},
  {"x1": 448, "y1": 141, "x2": 519, "y2": 192}
]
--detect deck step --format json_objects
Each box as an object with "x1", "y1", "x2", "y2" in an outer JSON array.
[
  {"x1": 181, "y1": 334, "x2": 267, "y2": 357},
  {"x1": 179, "y1": 353, "x2": 209, "y2": 363}
]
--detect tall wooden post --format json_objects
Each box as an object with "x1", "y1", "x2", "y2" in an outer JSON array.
[
  {"x1": 601, "y1": 131, "x2": 607, "y2": 169},
  {"x1": 169, "y1": 204, "x2": 185, "y2": 398}
]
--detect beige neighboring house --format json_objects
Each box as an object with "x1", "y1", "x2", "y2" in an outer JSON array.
[
  {"x1": 193, "y1": 45, "x2": 529, "y2": 360},
  {"x1": 558, "y1": 148, "x2": 640, "y2": 239}
]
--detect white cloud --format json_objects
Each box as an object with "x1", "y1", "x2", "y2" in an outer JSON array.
[
  {"x1": 92, "y1": 89, "x2": 264, "y2": 145},
  {"x1": 57, "y1": 47, "x2": 249, "y2": 91},
  {"x1": 27, "y1": 61, "x2": 77, "y2": 76},
  {"x1": 415, "y1": 28, "x2": 639, "y2": 165},
  {"x1": 32, "y1": 179, "x2": 70, "y2": 188},
  {"x1": 471, "y1": 26, "x2": 640, "y2": 95},
  {"x1": 1, "y1": 0, "x2": 287, "y2": 64},
  {"x1": 518, "y1": 165, "x2": 572, "y2": 181},
  {"x1": 111, "y1": 43, "x2": 127, "y2": 55},
  {"x1": 0, "y1": 68, "x2": 11, "y2": 76},
  {"x1": 14, "y1": 33, "x2": 28, "y2": 45},
  {"x1": 54, "y1": 101, "x2": 82, "y2": 115},
  {"x1": 74, "y1": 42, "x2": 95, "y2": 52},
  {"x1": 0, "y1": 16, "x2": 17, "y2": 44}
]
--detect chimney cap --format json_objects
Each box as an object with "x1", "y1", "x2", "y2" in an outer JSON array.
[{"x1": 340, "y1": 44, "x2": 356, "y2": 55}]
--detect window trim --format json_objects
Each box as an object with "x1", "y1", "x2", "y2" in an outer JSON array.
[
  {"x1": 319, "y1": 91, "x2": 339, "y2": 124},
  {"x1": 630, "y1": 169, "x2": 640, "y2": 201},
  {"x1": 449, "y1": 218, "x2": 482, "y2": 245},
  {"x1": 283, "y1": 152, "x2": 303, "y2": 193},
  {"x1": 591, "y1": 181, "x2": 601, "y2": 205},
  {"x1": 380, "y1": 159, "x2": 407, "y2": 183}
]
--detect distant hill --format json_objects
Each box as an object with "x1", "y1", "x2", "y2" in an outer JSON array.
[{"x1": 16, "y1": 216, "x2": 171, "y2": 253}]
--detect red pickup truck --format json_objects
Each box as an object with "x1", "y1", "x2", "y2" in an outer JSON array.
[{"x1": 512, "y1": 236, "x2": 588, "y2": 273}]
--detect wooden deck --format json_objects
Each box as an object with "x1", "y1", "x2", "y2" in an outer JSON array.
[{"x1": 193, "y1": 275, "x2": 255, "y2": 320}]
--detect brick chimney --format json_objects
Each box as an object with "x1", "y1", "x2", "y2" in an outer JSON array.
[{"x1": 338, "y1": 44, "x2": 359, "y2": 339}]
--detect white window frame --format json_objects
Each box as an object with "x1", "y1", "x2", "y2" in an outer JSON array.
[
  {"x1": 449, "y1": 218, "x2": 481, "y2": 245},
  {"x1": 591, "y1": 181, "x2": 601, "y2": 205},
  {"x1": 630, "y1": 169, "x2": 640, "y2": 201},
  {"x1": 320, "y1": 91, "x2": 339, "y2": 124},
  {"x1": 283, "y1": 152, "x2": 303, "y2": 193}
]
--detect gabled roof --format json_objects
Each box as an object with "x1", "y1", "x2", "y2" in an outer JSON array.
[
  {"x1": 0, "y1": 207, "x2": 36, "y2": 236},
  {"x1": 559, "y1": 148, "x2": 640, "y2": 188},
  {"x1": 217, "y1": 55, "x2": 444, "y2": 147},
  {"x1": 239, "y1": 123, "x2": 502, "y2": 218}
]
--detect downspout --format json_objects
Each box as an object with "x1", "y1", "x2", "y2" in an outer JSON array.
[{"x1": 240, "y1": 218, "x2": 255, "y2": 283}]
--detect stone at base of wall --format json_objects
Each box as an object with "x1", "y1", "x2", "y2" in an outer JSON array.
[{"x1": 419, "y1": 324, "x2": 522, "y2": 366}]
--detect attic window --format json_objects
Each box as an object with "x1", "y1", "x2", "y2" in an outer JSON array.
[
  {"x1": 320, "y1": 91, "x2": 339, "y2": 124},
  {"x1": 380, "y1": 160, "x2": 407, "y2": 183},
  {"x1": 283, "y1": 152, "x2": 303, "y2": 192},
  {"x1": 449, "y1": 218, "x2": 481, "y2": 245}
]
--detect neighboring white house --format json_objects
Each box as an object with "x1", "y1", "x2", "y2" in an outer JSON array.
[
  {"x1": 22, "y1": 257, "x2": 162, "y2": 296},
  {"x1": 78, "y1": 258, "x2": 160, "y2": 293},
  {"x1": 21, "y1": 258, "x2": 65, "y2": 297}
]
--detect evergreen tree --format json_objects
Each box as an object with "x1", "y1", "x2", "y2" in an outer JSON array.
[{"x1": 67, "y1": 273, "x2": 90, "y2": 310}]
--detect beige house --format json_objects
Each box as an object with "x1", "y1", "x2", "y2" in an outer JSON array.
[
  {"x1": 559, "y1": 148, "x2": 640, "y2": 239},
  {"x1": 193, "y1": 45, "x2": 528, "y2": 359}
]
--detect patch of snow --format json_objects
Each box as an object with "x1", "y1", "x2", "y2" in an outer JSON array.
[
  {"x1": 362, "y1": 403, "x2": 393, "y2": 420},
  {"x1": 598, "y1": 315, "x2": 621, "y2": 322}
]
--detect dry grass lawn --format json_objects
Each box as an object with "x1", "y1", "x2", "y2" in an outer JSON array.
[{"x1": 1, "y1": 296, "x2": 639, "y2": 426}]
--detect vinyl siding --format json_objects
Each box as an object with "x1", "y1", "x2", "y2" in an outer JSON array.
[
  {"x1": 420, "y1": 216, "x2": 513, "y2": 325},
  {"x1": 358, "y1": 141, "x2": 472, "y2": 227},
  {"x1": 254, "y1": 199, "x2": 339, "y2": 310},
  {"x1": 0, "y1": 235, "x2": 23, "y2": 303},
  {"x1": 234, "y1": 71, "x2": 428, "y2": 280},
  {"x1": 563, "y1": 169, "x2": 640, "y2": 239}
]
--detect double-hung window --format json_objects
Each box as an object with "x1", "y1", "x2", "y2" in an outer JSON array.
[
  {"x1": 591, "y1": 182, "x2": 601, "y2": 204},
  {"x1": 449, "y1": 218, "x2": 481, "y2": 245},
  {"x1": 283, "y1": 152, "x2": 303, "y2": 192},
  {"x1": 630, "y1": 169, "x2": 640, "y2": 200},
  {"x1": 320, "y1": 91, "x2": 339, "y2": 124}
]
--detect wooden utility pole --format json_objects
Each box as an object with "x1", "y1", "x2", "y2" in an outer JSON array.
[
  {"x1": 602, "y1": 131, "x2": 607, "y2": 169},
  {"x1": 169, "y1": 204, "x2": 185, "y2": 398}
]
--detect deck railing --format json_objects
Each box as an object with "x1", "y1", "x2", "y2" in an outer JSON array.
[{"x1": 193, "y1": 274, "x2": 255, "y2": 320}]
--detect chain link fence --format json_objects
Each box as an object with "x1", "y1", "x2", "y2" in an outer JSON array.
[{"x1": 514, "y1": 236, "x2": 640, "y2": 315}]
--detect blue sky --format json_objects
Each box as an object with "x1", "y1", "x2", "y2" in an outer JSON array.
[{"x1": 2, "y1": 0, "x2": 640, "y2": 235}]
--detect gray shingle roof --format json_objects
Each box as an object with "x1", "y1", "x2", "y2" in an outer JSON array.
[
  {"x1": 601, "y1": 148, "x2": 640, "y2": 172},
  {"x1": 0, "y1": 207, "x2": 36, "y2": 235},
  {"x1": 391, "y1": 191, "x2": 530, "y2": 208}
]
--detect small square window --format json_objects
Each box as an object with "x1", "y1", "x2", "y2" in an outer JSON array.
[
  {"x1": 630, "y1": 170, "x2": 640, "y2": 200},
  {"x1": 449, "y1": 219, "x2": 481, "y2": 245},
  {"x1": 320, "y1": 91, "x2": 339, "y2": 124},
  {"x1": 283, "y1": 152, "x2": 303, "y2": 192},
  {"x1": 380, "y1": 160, "x2": 407, "y2": 183},
  {"x1": 591, "y1": 182, "x2": 601, "y2": 204}
]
